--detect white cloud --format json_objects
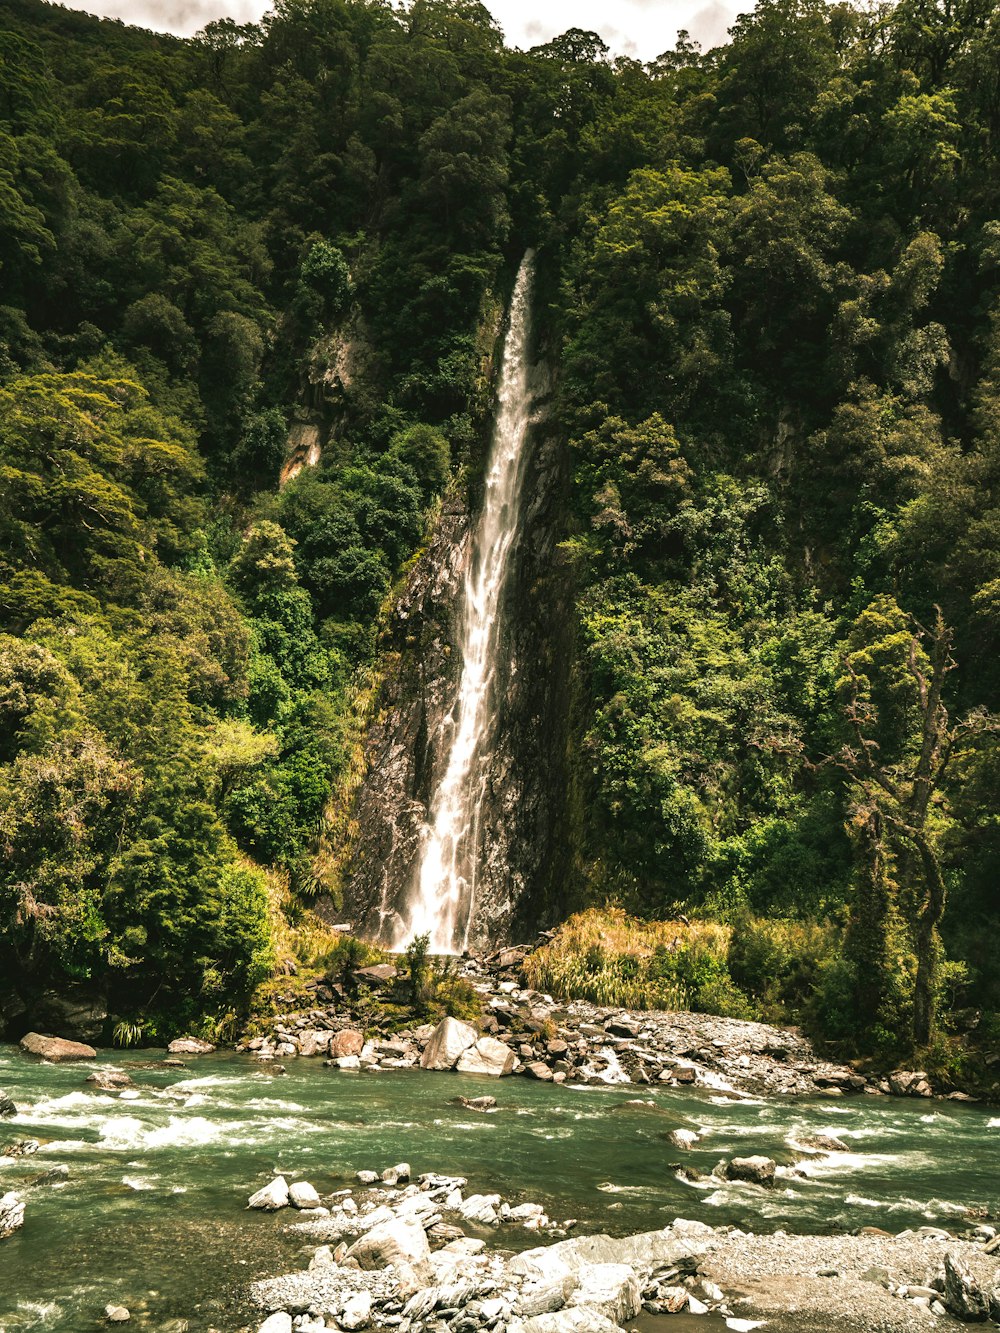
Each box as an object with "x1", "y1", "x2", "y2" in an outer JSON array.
[{"x1": 62, "y1": 0, "x2": 739, "y2": 57}]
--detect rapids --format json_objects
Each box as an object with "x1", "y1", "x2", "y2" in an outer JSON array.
[{"x1": 1, "y1": 1047, "x2": 998, "y2": 1329}]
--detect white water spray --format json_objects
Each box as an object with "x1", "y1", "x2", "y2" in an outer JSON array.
[{"x1": 391, "y1": 251, "x2": 536, "y2": 953}]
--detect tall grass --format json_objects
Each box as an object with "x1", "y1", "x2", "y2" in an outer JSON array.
[{"x1": 523, "y1": 907, "x2": 736, "y2": 1013}]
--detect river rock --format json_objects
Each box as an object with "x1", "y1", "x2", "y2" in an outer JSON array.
[
  {"x1": 792, "y1": 1133, "x2": 849, "y2": 1153},
  {"x1": 104, "y1": 1305, "x2": 130, "y2": 1323},
  {"x1": 720, "y1": 1156, "x2": 776, "y2": 1187},
  {"x1": 340, "y1": 1291, "x2": 373, "y2": 1329},
  {"x1": 346, "y1": 1215, "x2": 433, "y2": 1285},
  {"x1": 248, "y1": 1176, "x2": 289, "y2": 1210},
  {"x1": 2, "y1": 1139, "x2": 38, "y2": 1157},
  {"x1": 943, "y1": 1251, "x2": 990, "y2": 1320},
  {"x1": 297, "y1": 1030, "x2": 334, "y2": 1058},
  {"x1": 456, "y1": 1036, "x2": 517, "y2": 1076},
  {"x1": 20, "y1": 1032, "x2": 96, "y2": 1062},
  {"x1": 516, "y1": 1275, "x2": 580, "y2": 1316},
  {"x1": 87, "y1": 1070, "x2": 135, "y2": 1092},
  {"x1": 331, "y1": 1030, "x2": 365, "y2": 1058},
  {"x1": 0, "y1": 1192, "x2": 25, "y2": 1239},
  {"x1": 31, "y1": 1163, "x2": 69, "y2": 1185},
  {"x1": 511, "y1": 1221, "x2": 714, "y2": 1282},
  {"x1": 288, "y1": 1181, "x2": 321, "y2": 1209},
  {"x1": 167, "y1": 1037, "x2": 215, "y2": 1055},
  {"x1": 525, "y1": 1061, "x2": 554, "y2": 1081},
  {"x1": 455, "y1": 1095, "x2": 497, "y2": 1111},
  {"x1": 257, "y1": 1315, "x2": 293, "y2": 1333},
  {"x1": 458, "y1": 1192, "x2": 502, "y2": 1225},
  {"x1": 381, "y1": 1161, "x2": 410, "y2": 1184},
  {"x1": 567, "y1": 1263, "x2": 641, "y2": 1322},
  {"x1": 667, "y1": 1129, "x2": 699, "y2": 1150},
  {"x1": 0, "y1": 1094, "x2": 14, "y2": 1118},
  {"x1": 420, "y1": 1017, "x2": 479, "y2": 1070},
  {"x1": 889, "y1": 1069, "x2": 933, "y2": 1098},
  {"x1": 518, "y1": 1310, "x2": 624, "y2": 1332}
]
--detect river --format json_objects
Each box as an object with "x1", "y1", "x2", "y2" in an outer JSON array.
[{"x1": 1, "y1": 1046, "x2": 997, "y2": 1329}]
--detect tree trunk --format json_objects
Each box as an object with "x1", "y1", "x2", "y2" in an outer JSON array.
[{"x1": 911, "y1": 831, "x2": 948, "y2": 1047}]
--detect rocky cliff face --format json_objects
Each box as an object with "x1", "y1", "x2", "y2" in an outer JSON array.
[{"x1": 337, "y1": 417, "x2": 574, "y2": 952}]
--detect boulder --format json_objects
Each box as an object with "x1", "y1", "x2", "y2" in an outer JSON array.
[
  {"x1": 346, "y1": 1215, "x2": 433, "y2": 1286},
  {"x1": 257, "y1": 1316, "x2": 293, "y2": 1333},
  {"x1": 248, "y1": 1176, "x2": 289, "y2": 1210},
  {"x1": 87, "y1": 1071, "x2": 135, "y2": 1092},
  {"x1": 381, "y1": 1161, "x2": 410, "y2": 1184},
  {"x1": 519, "y1": 1310, "x2": 624, "y2": 1332},
  {"x1": 567, "y1": 1263, "x2": 641, "y2": 1323},
  {"x1": 20, "y1": 1032, "x2": 96, "y2": 1062},
  {"x1": 355, "y1": 965, "x2": 398, "y2": 988},
  {"x1": 458, "y1": 1192, "x2": 502, "y2": 1226},
  {"x1": 791, "y1": 1133, "x2": 848, "y2": 1154},
  {"x1": 288, "y1": 1181, "x2": 321, "y2": 1209},
  {"x1": 0, "y1": 1093, "x2": 15, "y2": 1117},
  {"x1": 104, "y1": 1306, "x2": 130, "y2": 1323},
  {"x1": 297, "y1": 1030, "x2": 334, "y2": 1058},
  {"x1": 340, "y1": 1291, "x2": 373, "y2": 1330},
  {"x1": 889, "y1": 1069, "x2": 933, "y2": 1098},
  {"x1": 516, "y1": 1275, "x2": 580, "y2": 1318},
  {"x1": 943, "y1": 1251, "x2": 990, "y2": 1321},
  {"x1": 2, "y1": 1140, "x2": 38, "y2": 1158},
  {"x1": 420, "y1": 1017, "x2": 478, "y2": 1071},
  {"x1": 720, "y1": 1156, "x2": 776, "y2": 1187},
  {"x1": 331, "y1": 1030, "x2": 365, "y2": 1058},
  {"x1": 456, "y1": 1037, "x2": 517, "y2": 1077},
  {"x1": 525, "y1": 1061, "x2": 554, "y2": 1081},
  {"x1": 667, "y1": 1129, "x2": 699, "y2": 1150},
  {"x1": 0, "y1": 1192, "x2": 25, "y2": 1239},
  {"x1": 455, "y1": 1095, "x2": 497, "y2": 1112},
  {"x1": 510, "y1": 1221, "x2": 714, "y2": 1283},
  {"x1": 167, "y1": 1037, "x2": 215, "y2": 1055}
]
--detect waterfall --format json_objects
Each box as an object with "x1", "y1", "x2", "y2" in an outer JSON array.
[{"x1": 389, "y1": 251, "x2": 536, "y2": 953}]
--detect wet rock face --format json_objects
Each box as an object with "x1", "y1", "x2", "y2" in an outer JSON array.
[{"x1": 339, "y1": 421, "x2": 574, "y2": 953}]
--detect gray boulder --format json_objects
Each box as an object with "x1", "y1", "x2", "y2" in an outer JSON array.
[
  {"x1": 0, "y1": 1192, "x2": 25, "y2": 1239},
  {"x1": 248, "y1": 1176, "x2": 289, "y2": 1210},
  {"x1": 567, "y1": 1264, "x2": 640, "y2": 1323},
  {"x1": 167, "y1": 1037, "x2": 215, "y2": 1055},
  {"x1": 288, "y1": 1181, "x2": 321, "y2": 1209},
  {"x1": 720, "y1": 1156, "x2": 776, "y2": 1187},
  {"x1": 456, "y1": 1037, "x2": 517, "y2": 1077},
  {"x1": 943, "y1": 1252, "x2": 990, "y2": 1321},
  {"x1": 420, "y1": 1017, "x2": 478, "y2": 1070},
  {"x1": 518, "y1": 1310, "x2": 625, "y2": 1332},
  {"x1": 20, "y1": 1032, "x2": 96, "y2": 1062},
  {"x1": 346, "y1": 1215, "x2": 433, "y2": 1287}
]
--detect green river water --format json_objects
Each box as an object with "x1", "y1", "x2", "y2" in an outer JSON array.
[{"x1": 1, "y1": 1046, "x2": 998, "y2": 1332}]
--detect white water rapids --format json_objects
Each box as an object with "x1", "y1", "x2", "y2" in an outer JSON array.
[{"x1": 390, "y1": 251, "x2": 536, "y2": 953}]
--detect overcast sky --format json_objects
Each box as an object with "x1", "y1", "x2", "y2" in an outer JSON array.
[{"x1": 59, "y1": 0, "x2": 739, "y2": 61}]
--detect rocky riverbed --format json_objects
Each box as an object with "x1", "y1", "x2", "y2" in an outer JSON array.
[
  {"x1": 240, "y1": 953, "x2": 964, "y2": 1104},
  {"x1": 241, "y1": 1155, "x2": 1000, "y2": 1333}
]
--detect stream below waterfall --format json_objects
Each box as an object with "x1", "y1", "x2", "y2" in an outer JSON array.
[{"x1": 1, "y1": 1045, "x2": 998, "y2": 1330}]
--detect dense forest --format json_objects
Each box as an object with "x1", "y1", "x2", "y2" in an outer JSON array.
[{"x1": 0, "y1": 0, "x2": 998, "y2": 1070}]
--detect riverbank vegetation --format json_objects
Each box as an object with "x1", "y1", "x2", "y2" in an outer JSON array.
[{"x1": 0, "y1": 0, "x2": 998, "y2": 1071}]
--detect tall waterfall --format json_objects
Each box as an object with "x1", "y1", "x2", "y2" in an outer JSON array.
[{"x1": 390, "y1": 251, "x2": 536, "y2": 953}]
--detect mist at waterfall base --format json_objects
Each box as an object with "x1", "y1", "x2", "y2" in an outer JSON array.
[
  {"x1": 385, "y1": 252, "x2": 537, "y2": 956},
  {"x1": 2, "y1": 1049, "x2": 1000, "y2": 1330}
]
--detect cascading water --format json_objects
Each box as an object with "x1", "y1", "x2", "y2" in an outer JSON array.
[{"x1": 389, "y1": 251, "x2": 536, "y2": 953}]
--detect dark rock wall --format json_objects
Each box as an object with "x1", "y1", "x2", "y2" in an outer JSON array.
[{"x1": 339, "y1": 415, "x2": 576, "y2": 952}]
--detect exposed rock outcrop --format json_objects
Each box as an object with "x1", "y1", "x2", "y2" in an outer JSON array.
[{"x1": 20, "y1": 1032, "x2": 96, "y2": 1062}]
